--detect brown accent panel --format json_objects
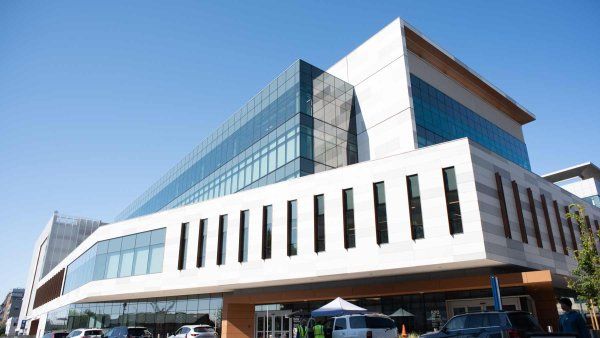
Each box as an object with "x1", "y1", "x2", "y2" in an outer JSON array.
[
  {"x1": 540, "y1": 195, "x2": 556, "y2": 252},
  {"x1": 33, "y1": 268, "x2": 65, "y2": 309},
  {"x1": 511, "y1": 181, "x2": 528, "y2": 243},
  {"x1": 552, "y1": 201, "x2": 568, "y2": 255},
  {"x1": 564, "y1": 206, "x2": 578, "y2": 250},
  {"x1": 495, "y1": 173, "x2": 512, "y2": 239},
  {"x1": 222, "y1": 302, "x2": 254, "y2": 338},
  {"x1": 404, "y1": 27, "x2": 535, "y2": 125},
  {"x1": 526, "y1": 188, "x2": 543, "y2": 248},
  {"x1": 526, "y1": 284, "x2": 559, "y2": 331},
  {"x1": 28, "y1": 319, "x2": 39, "y2": 336},
  {"x1": 224, "y1": 270, "x2": 554, "y2": 305}
]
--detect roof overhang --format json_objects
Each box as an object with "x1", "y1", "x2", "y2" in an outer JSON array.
[
  {"x1": 542, "y1": 162, "x2": 600, "y2": 183},
  {"x1": 402, "y1": 23, "x2": 536, "y2": 125}
]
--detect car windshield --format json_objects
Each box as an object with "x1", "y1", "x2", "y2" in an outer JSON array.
[
  {"x1": 349, "y1": 316, "x2": 396, "y2": 329},
  {"x1": 194, "y1": 327, "x2": 215, "y2": 333},
  {"x1": 128, "y1": 328, "x2": 147, "y2": 337},
  {"x1": 507, "y1": 313, "x2": 543, "y2": 332}
]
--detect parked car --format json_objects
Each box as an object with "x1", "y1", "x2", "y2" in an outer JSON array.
[
  {"x1": 328, "y1": 313, "x2": 398, "y2": 338},
  {"x1": 102, "y1": 326, "x2": 150, "y2": 338},
  {"x1": 169, "y1": 325, "x2": 217, "y2": 338},
  {"x1": 67, "y1": 329, "x2": 103, "y2": 338},
  {"x1": 42, "y1": 331, "x2": 69, "y2": 338},
  {"x1": 420, "y1": 311, "x2": 544, "y2": 338}
]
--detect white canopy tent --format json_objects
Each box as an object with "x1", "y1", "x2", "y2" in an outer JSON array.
[{"x1": 311, "y1": 297, "x2": 367, "y2": 317}]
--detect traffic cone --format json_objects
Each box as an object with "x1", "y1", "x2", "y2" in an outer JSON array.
[{"x1": 401, "y1": 324, "x2": 407, "y2": 338}]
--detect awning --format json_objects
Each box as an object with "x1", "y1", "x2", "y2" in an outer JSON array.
[
  {"x1": 311, "y1": 297, "x2": 367, "y2": 317},
  {"x1": 388, "y1": 308, "x2": 414, "y2": 317}
]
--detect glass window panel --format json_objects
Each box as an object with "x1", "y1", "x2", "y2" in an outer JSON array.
[
  {"x1": 133, "y1": 247, "x2": 150, "y2": 275},
  {"x1": 107, "y1": 238, "x2": 122, "y2": 253},
  {"x1": 118, "y1": 249, "x2": 134, "y2": 277},
  {"x1": 121, "y1": 235, "x2": 136, "y2": 250},
  {"x1": 148, "y1": 244, "x2": 164, "y2": 273},
  {"x1": 105, "y1": 252, "x2": 120, "y2": 278},
  {"x1": 151, "y1": 228, "x2": 166, "y2": 245},
  {"x1": 135, "y1": 232, "x2": 151, "y2": 248}
]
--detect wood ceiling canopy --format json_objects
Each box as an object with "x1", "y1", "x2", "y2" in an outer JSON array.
[{"x1": 404, "y1": 27, "x2": 535, "y2": 124}]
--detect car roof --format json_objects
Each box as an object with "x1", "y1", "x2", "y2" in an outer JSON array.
[{"x1": 183, "y1": 325, "x2": 213, "y2": 328}]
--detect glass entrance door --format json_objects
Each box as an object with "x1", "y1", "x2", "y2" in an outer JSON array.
[{"x1": 255, "y1": 311, "x2": 292, "y2": 338}]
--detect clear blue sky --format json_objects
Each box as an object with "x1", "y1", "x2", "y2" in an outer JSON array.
[{"x1": 0, "y1": 1, "x2": 598, "y2": 295}]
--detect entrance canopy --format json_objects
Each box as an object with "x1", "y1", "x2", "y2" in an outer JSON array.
[{"x1": 311, "y1": 297, "x2": 367, "y2": 317}]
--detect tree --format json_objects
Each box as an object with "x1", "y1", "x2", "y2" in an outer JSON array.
[{"x1": 565, "y1": 203, "x2": 600, "y2": 330}]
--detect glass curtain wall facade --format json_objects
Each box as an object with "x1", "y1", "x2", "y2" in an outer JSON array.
[
  {"x1": 410, "y1": 74, "x2": 531, "y2": 170},
  {"x1": 116, "y1": 60, "x2": 356, "y2": 221},
  {"x1": 45, "y1": 295, "x2": 223, "y2": 337},
  {"x1": 41, "y1": 214, "x2": 105, "y2": 279},
  {"x1": 63, "y1": 229, "x2": 166, "y2": 294}
]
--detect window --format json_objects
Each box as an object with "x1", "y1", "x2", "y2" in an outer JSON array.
[
  {"x1": 373, "y1": 182, "x2": 389, "y2": 244},
  {"x1": 287, "y1": 200, "x2": 298, "y2": 256},
  {"x1": 178, "y1": 223, "x2": 189, "y2": 270},
  {"x1": 443, "y1": 167, "x2": 463, "y2": 234},
  {"x1": 342, "y1": 188, "x2": 356, "y2": 249},
  {"x1": 314, "y1": 194, "x2": 325, "y2": 253},
  {"x1": 262, "y1": 205, "x2": 273, "y2": 260},
  {"x1": 197, "y1": 219, "x2": 207, "y2": 267},
  {"x1": 407, "y1": 175, "x2": 424, "y2": 240},
  {"x1": 217, "y1": 215, "x2": 228, "y2": 265},
  {"x1": 334, "y1": 318, "x2": 347, "y2": 330},
  {"x1": 238, "y1": 210, "x2": 250, "y2": 262},
  {"x1": 444, "y1": 316, "x2": 467, "y2": 331}
]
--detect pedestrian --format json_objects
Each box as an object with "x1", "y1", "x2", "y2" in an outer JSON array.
[
  {"x1": 313, "y1": 319, "x2": 325, "y2": 338},
  {"x1": 295, "y1": 319, "x2": 307, "y2": 338},
  {"x1": 558, "y1": 298, "x2": 590, "y2": 338}
]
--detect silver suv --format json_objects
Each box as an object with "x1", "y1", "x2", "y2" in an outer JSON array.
[{"x1": 328, "y1": 314, "x2": 398, "y2": 338}]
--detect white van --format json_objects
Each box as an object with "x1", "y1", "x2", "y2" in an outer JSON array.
[{"x1": 330, "y1": 314, "x2": 397, "y2": 338}]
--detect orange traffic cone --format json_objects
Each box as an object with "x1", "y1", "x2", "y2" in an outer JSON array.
[{"x1": 401, "y1": 324, "x2": 407, "y2": 338}]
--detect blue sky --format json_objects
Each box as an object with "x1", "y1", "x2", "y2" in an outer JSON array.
[{"x1": 0, "y1": 1, "x2": 598, "y2": 295}]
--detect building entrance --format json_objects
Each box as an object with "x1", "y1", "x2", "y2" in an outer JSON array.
[{"x1": 255, "y1": 310, "x2": 292, "y2": 338}]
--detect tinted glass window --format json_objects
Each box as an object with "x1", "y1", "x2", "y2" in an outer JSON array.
[
  {"x1": 181, "y1": 328, "x2": 190, "y2": 334},
  {"x1": 349, "y1": 316, "x2": 395, "y2": 329},
  {"x1": 128, "y1": 328, "x2": 146, "y2": 337},
  {"x1": 334, "y1": 318, "x2": 347, "y2": 330},
  {"x1": 365, "y1": 317, "x2": 395, "y2": 329},
  {"x1": 86, "y1": 330, "x2": 103, "y2": 335},
  {"x1": 194, "y1": 327, "x2": 215, "y2": 333},
  {"x1": 507, "y1": 313, "x2": 543, "y2": 331},
  {"x1": 349, "y1": 317, "x2": 366, "y2": 329},
  {"x1": 465, "y1": 314, "x2": 485, "y2": 328},
  {"x1": 55, "y1": 333, "x2": 69, "y2": 338},
  {"x1": 445, "y1": 316, "x2": 467, "y2": 330}
]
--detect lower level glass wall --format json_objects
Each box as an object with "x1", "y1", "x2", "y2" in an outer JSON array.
[
  {"x1": 255, "y1": 287, "x2": 533, "y2": 334},
  {"x1": 45, "y1": 294, "x2": 223, "y2": 337}
]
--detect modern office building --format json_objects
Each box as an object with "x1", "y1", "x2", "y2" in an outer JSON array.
[
  {"x1": 1, "y1": 288, "x2": 24, "y2": 324},
  {"x1": 19, "y1": 18, "x2": 600, "y2": 338},
  {"x1": 1, "y1": 288, "x2": 24, "y2": 335}
]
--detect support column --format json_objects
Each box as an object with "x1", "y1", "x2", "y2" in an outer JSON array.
[
  {"x1": 222, "y1": 301, "x2": 254, "y2": 338},
  {"x1": 527, "y1": 284, "x2": 559, "y2": 331}
]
